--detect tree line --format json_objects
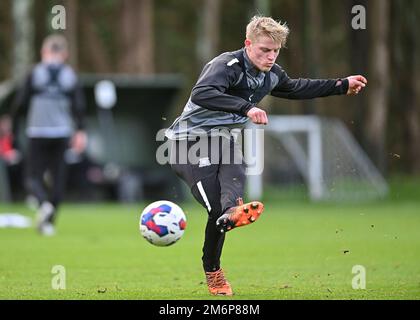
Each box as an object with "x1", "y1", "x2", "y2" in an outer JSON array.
[{"x1": 0, "y1": 0, "x2": 419, "y2": 175}]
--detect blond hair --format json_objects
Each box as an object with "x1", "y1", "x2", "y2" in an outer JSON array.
[
  {"x1": 246, "y1": 16, "x2": 289, "y2": 48},
  {"x1": 42, "y1": 34, "x2": 68, "y2": 53}
]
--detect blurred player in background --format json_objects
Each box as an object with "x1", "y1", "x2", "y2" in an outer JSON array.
[
  {"x1": 166, "y1": 16, "x2": 367, "y2": 296},
  {"x1": 10, "y1": 34, "x2": 87, "y2": 236}
]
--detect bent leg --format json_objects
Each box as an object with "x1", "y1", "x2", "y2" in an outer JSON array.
[{"x1": 218, "y1": 137, "x2": 247, "y2": 213}]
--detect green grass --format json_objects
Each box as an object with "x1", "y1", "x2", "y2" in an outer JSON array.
[{"x1": 1, "y1": 187, "x2": 420, "y2": 299}]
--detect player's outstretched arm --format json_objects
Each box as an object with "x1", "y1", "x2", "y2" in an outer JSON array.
[{"x1": 346, "y1": 75, "x2": 368, "y2": 95}]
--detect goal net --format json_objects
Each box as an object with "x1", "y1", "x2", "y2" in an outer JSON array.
[{"x1": 246, "y1": 116, "x2": 388, "y2": 202}]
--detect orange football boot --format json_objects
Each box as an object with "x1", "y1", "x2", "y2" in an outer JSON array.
[
  {"x1": 216, "y1": 198, "x2": 264, "y2": 233},
  {"x1": 205, "y1": 269, "x2": 233, "y2": 296}
]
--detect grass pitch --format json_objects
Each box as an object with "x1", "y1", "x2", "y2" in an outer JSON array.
[{"x1": 1, "y1": 184, "x2": 420, "y2": 300}]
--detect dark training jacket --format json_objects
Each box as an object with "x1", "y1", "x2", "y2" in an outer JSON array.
[{"x1": 166, "y1": 48, "x2": 349, "y2": 140}]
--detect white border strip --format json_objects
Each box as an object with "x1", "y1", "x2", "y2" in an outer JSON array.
[{"x1": 197, "y1": 181, "x2": 212, "y2": 212}]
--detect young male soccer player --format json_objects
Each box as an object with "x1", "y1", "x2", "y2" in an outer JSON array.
[
  {"x1": 10, "y1": 34, "x2": 87, "y2": 236},
  {"x1": 165, "y1": 16, "x2": 367, "y2": 296}
]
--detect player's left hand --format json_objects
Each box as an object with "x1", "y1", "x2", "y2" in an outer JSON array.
[
  {"x1": 347, "y1": 75, "x2": 368, "y2": 95},
  {"x1": 71, "y1": 130, "x2": 87, "y2": 154}
]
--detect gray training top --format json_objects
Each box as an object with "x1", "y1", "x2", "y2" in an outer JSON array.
[
  {"x1": 12, "y1": 62, "x2": 85, "y2": 139},
  {"x1": 165, "y1": 48, "x2": 349, "y2": 140}
]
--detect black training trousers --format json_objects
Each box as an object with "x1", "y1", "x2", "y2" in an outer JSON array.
[
  {"x1": 25, "y1": 137, "x2": 69, "y2": 222},
  {"x1": 169, "y1": 136, "x2": 246, "y2": 272}
]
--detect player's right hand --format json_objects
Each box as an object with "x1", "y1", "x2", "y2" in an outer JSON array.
[
  {"x1": 346, "y1": 75, "x2": 368, "y2": 95},
  {"x1": 247, "y1": 107, "x2": 268, "y2": 125}
]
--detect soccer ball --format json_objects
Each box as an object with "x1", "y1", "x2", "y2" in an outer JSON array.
[{"x1": 139, "y1": 200, "x2": 187, "y2": 247}]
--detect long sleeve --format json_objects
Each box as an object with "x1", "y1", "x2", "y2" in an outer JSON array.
[
  {"x1": 70, "y1": 82, "x2": 86, "y2": 130},
  {"x1": 190, "y1": 58, "x2": 255, "y2": 117},
  {"x1": 10, "y1": 73, "x2": 32, "y2": 120},
  {"x1": 9, "y1": 73, "x2": 33, "y2": 140},
  {"x1": 271, "y1": 66, "x2": 349, "y2": 100}
]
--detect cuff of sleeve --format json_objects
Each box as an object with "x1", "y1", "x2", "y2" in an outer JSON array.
[
  {"x1": 240, "y1": 103, "x2": 255, "y2": 117},
  {"x1": 339, "y1": 78, "x2": 349, "y2": 95}
]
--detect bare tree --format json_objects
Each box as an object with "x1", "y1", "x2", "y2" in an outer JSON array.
[
  {"x1": 197, "y1": 0, "x2": 221, "y2": 67},
  {"x1": 80, "y1": 9, "x2": 112, "y2": 73},
  {"x1": 119, "y1": 0, "x2": 155, "y2": 74},
  {"x1": 364, "y1": 0, "x2": 390, "y2": 173},
  {"x1": 348, "y1": 0, "x2": 369, "y2": 142},
  {"x1": 12, "y1": 0, "x2": 34, "y2": 81},
  {"x1": 64, "y1": 0, "x2": 78, "y2": 69},
  {"x1": 393, "y1": 0, "x2": 420, "y2": 173},
  {"x1": 302, "y1": 0, "x2": 322, "y2": 114}
]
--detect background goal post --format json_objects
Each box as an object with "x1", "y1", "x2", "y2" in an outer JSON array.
[{"x1": 246, "y1": 115, "x2": 389, "y2": 202}]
